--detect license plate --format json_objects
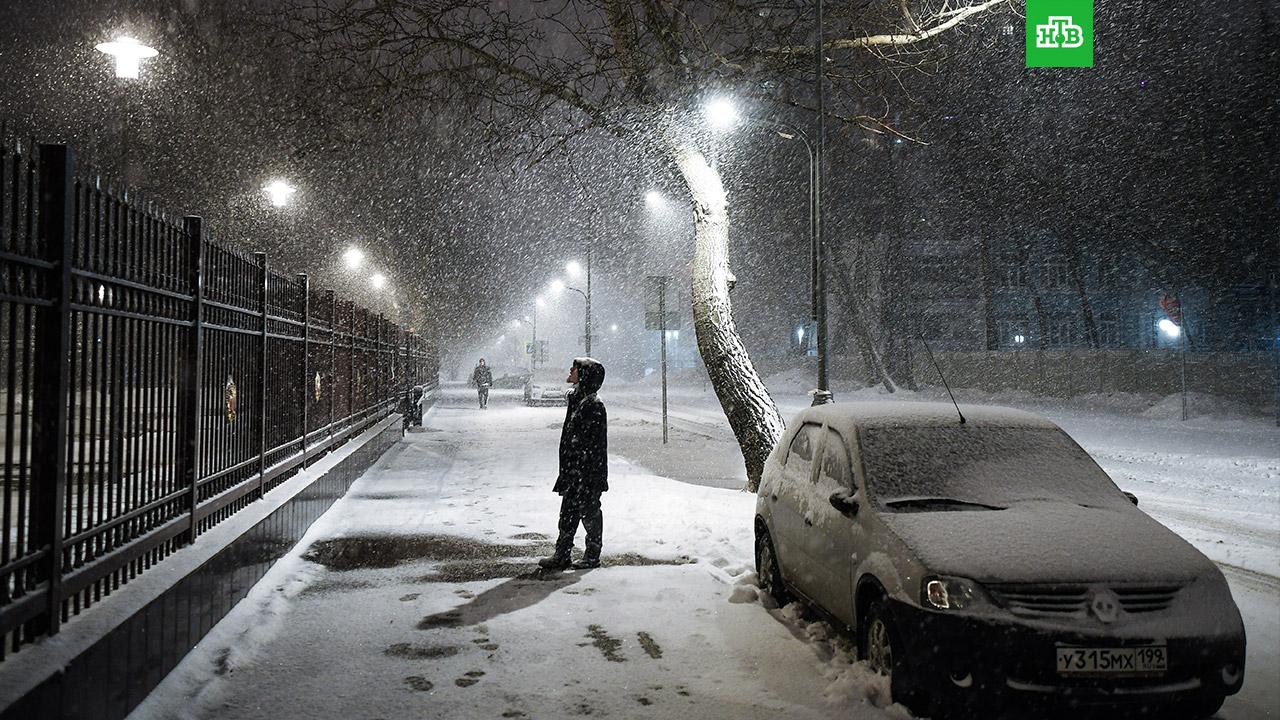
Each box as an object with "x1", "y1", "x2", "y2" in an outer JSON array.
[{"x1": 1056, "y1": 645, "x2": 1168, "y2": 676}]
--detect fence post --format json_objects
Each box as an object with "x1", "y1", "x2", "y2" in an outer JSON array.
[
  {"x1": 328, "y1": 291, "x2": 336, "y2": 444},
  {"x1": 254, "y1": 252, "x2": 267, "y2": 495},
  {"x1": 376, "y1": 312, "x2": 381, "y2": 412},
  {"x1": 181, "y1": 216, "x2": 204, "y2": 542},
  {"x1": 30, "y1": 144, "x2": 75, "y2": 635},
  {"x1": 349, "y1": 303, "x2": 356, "y2": 433},
  {"x1": 297, "y1": 274, "x2": 309, "y2": 466}
]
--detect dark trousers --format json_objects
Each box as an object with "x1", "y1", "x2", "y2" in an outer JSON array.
[
  {"x1": 477, "y1": 387, "x2": 489, "y2": 407},
  {"x1": 554, "y1": 492, "x2": 603, "y2": 560}
]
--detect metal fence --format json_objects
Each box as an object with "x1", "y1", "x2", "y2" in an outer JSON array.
[{"x1": 0, "y1": 141, "x2": 438, "y2": 657}]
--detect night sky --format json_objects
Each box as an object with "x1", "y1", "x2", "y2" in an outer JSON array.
[{"x1": 0, "y1": 0, "x2": 1275, "y2": 372}]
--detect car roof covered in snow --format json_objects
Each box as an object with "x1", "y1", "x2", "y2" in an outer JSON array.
[{"x1": 792, "y1": 401, "x2": 1060, "y2": 437}]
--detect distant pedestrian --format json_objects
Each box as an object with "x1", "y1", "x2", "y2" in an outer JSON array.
[
  {"x1": 539, "y1": 357, "x2": 608, "y2": 570},
  {"x1": 471, "y1": 358, "x2": 493, "y2": 409}
]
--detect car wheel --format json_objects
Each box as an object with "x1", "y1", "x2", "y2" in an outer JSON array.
[
  {"x1": 754, "y1": 528, "x2": 791, "y2": 605},
  {"x1": 861, "y1": 597, "x2": 925, "y2": 712}
]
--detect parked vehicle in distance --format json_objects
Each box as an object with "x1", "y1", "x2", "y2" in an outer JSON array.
[
  {"x1": 524, "y1": 369, "x2": 570, "y2": 406},
  {"x1": 754, "y1": 402, "x2": 1245, "y2": 719}
]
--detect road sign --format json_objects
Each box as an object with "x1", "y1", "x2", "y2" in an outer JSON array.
[{"x1": 645, "y1": 311, "x2": 679, "y2": 331}]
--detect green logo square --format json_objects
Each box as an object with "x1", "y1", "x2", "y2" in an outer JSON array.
[{"x1": 1026, "y1": 0, "x2": 1094, "y2": 68}]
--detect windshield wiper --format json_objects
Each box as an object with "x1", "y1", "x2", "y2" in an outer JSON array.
[{"x1": 884, "y1": 497, "x2": 1006, "y2": 511}]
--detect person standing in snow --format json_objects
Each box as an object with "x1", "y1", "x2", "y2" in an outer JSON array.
[
  {"x1": 471, "y1": 358, "x2": 493, "y2": 409},
  {"x1": 539, "y1": 357, "x2": 608, "y2": 570}
]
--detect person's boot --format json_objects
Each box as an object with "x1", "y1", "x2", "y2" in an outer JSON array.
[
  {"x1": 571, "y1": 556, "x2": 600, "y2": 570},
  {"x1": 538, "y1": 554, "x2": 571, "y2": 570}
]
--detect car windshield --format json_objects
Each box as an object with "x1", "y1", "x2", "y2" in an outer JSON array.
[
  {"x1": 531, "y1": 370, "x2": 569, "y2": 386},
  {"x1": 858, "y1": 425, "x2": 1124, "y2": 510}
]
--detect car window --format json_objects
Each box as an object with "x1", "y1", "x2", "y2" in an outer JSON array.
[
  {"x1": 818, "y1": 429, "x2": 852, "y2": 491},
  {"x1": 785, "y1": 424, "x2": 820, "y2": 478},
  {"x1": 858, "y1": 425, "x2": 1125, "y2": 509}
]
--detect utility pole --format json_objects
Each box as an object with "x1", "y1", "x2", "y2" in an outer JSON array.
[
  {"x1": 649, "y1": 275, "x2": 670, "y2": 444},
  {"x1": 1271, "y1": 268, "x2": 1278, "y2": 427},
  {"x1": 812, "y1": 0, "x2": 832, "y2": 405},
  {"x1": 585, "y1": 246, "x2": 593, "y2": 355}
]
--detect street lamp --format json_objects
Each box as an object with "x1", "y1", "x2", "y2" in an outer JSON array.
[
  {"x1": 95, "y1": 36, "x2": 158, "y2": 79},
  {"x1": 707, "y1": 100, "x2": 827, "y2": 402},
  {"x1": 566, "y1": 260, "x2": 584, "y2": 277},
  {"x1": 263, "y1": 180, "x2": 296, "y2": 208},
  {"x1": 704, "y1": 97, "x2": 738, "y2": 130},
  {"x1": 645, "y1": 190, "x2": 665, "y2": 209},
  {"x1": 343, "y1": 246, "x2": 365, "y2": 270},
  {"x1": 550, "y1": 250, "x2": 595, "y2": 355},
  {"x1": 370, "y1": 272, "x2": 387, "y2": 291},
  {"x1": 1158, "y1": 318, "x2": 1182, "y2": 339}
]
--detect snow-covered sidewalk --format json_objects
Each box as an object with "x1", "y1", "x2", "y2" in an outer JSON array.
[{"x1": 130, "y1": 388, "x2": 903, "y2": 720}]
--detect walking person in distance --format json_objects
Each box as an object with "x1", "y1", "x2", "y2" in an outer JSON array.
[{"x1": 471, "y1": 358, "x2": 493, "y2": 409}]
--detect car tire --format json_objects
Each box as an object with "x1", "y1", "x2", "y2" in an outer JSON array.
[
  {"x1": 754, "y1": 528, "x2": 791, "y2": 606},
  {"x1": 861, "y1": 597, "x2": 923, "y2": 712}
]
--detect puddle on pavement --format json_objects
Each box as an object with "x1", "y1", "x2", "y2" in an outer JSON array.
[
  {"x1": 304, "y1": 533, "x2": 696, "y2": 593},
  {"x1": 302, "y1": 534, "x2": 548, "y2": 571}
]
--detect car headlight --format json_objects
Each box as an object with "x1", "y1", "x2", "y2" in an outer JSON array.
[{"x1": 922, "y1": 575, "x2": 991, "y2": 611}]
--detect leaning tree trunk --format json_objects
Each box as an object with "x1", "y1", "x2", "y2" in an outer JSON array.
[{"x1": 669, "y1": 137, "x2": 785, "y2": 492}]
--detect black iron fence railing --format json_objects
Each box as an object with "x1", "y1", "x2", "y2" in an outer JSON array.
[{"x1": 0, "y1": 141, "x2": 438, "y2": 658}]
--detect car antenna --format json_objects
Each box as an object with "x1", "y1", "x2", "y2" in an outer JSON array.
[{"x1": 918, "y1": 333, "x2": 965, "y2": 425}]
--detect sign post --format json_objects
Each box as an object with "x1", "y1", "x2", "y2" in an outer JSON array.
[
  {"x1": 648, "y1": 275, "x2": 671, "y2": 444},
  {"x1": 1159, "y1": 293, "x2": 1188, "y2": 421}
]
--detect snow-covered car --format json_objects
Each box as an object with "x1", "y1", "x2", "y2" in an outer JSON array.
[
  {"x1": 754, "y1": 402, "x2": 1245, "y2": 719},
  {"x1": 523, "y1": 370, "x2": 571, "y2": 406}
]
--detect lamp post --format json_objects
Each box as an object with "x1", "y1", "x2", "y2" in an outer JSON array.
[
  {"x1": 95, "y1": 36, "x2": 157, "y2": 187},
  {"x1": 556, "y1": 249, "x2": 594, "y2": 355},
  {"x1": 565, "y1": 248, "x2": 593, "y2": 353},
  {"x1": 705, "y1": 98, "x2": 828, "y2": 403}
]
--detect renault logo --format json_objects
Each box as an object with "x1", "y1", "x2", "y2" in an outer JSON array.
[{"x1": 1091, "y1": 590, "x2": 1120, "y2": 623}]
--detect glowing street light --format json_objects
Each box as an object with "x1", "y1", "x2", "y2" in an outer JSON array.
[
  {"x1": 645, "y1": 190, "x2": 665, "y2": 209},
  {"x1": 535, "y1": 296, "x2": 546, "y2": 308},
  {"x1": 704, "y1": 97, "x2": 738, "y2": 130},
  {"x1": 95, "y1": 36, "x2": 158, "y2": 79},
  {"x1": 343, "y1": 246, "x2": 365, "y2": 270},
  {"x1": 1158, "y1": 318, "x2": 1181, "y2": 339},
  {"x1": 370, "y1": 273, "x2": 387, "y2": 291},
  {"x1": 263, "y1": 180, "x2": 296, "y2": 208},
  {"x1": 566, "y1": 260, "x2": 584, "y2": 277},
  {"x1": 549, "y1": 278, "x2": 566, "y2": 294}
]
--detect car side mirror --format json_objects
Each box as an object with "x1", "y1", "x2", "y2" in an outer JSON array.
[
  {"x1": 829, "y1": 490, "x2": 859, "y2": 517},
  {"x1": 1123, "y1": 491, "x2": 1139, "y2": 506}
]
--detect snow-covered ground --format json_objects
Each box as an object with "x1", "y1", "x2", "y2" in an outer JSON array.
[{"x1": 130, "y1": 381, "x2": 1278, "y2": 720}]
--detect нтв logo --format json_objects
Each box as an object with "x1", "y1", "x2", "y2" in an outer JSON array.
[
  {"x1": 1036, "y1": 16, "x2": 1084, "y2": 49},
  {"x1": 1026, "y1": 0, "x2": 1094, "y2": 68}
]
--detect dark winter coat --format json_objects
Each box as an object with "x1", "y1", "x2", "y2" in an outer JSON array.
[
  {"x1": 554, "y1": 357, "x2": 608, "y2": 497},
  {"x1": 472, "y1": 365, "x2": 493, "y2": 387}
]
